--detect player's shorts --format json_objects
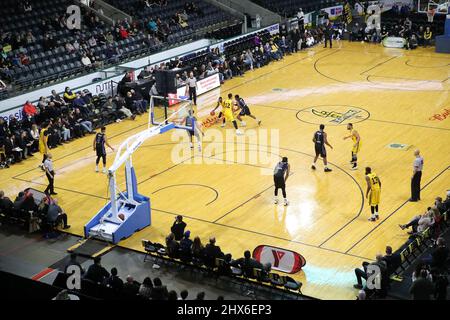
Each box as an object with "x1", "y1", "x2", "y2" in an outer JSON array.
[
  {"x1": 352, "y1": 141, "x2": 361, "y2": 154},
  {"x1": 315, "y1": 144, "x2": 326, "y2": 158},
  {"x1": 96, "y1": 147, "x2": 106, "y2": 157},
  {"x1": 369, "y1": 188, "x2": 381, "y2": 206},
  {"x1": 273, "y1": 175, "x2": 285, "y2": 188},
  {"x1": 224, "y1": 109, "x2": 235, "y2": 122},
  {"x1": 239, "y1": 106, "x2": 251, "y2": 116},
  {"x1": 39, "y1": 142, "x2": 46, "y2": 154}
]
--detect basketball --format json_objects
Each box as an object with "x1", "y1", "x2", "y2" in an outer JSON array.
[
  {"x1": 118, "y1": 213, "x2": 125, "y2": 221},
  {"x1": 210, "y1": 111, "x2": 215, "y2": 116}
]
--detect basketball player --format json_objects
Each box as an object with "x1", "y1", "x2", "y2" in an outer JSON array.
[
  {"x1": 365, "y1": 167, "x2": 381, "y2": 221},
  {"x1": 343, "y1": 123, "x2": 361, "y2": 170},
  {"x1": 234, "y1": 95, "x2": 261, "y2": 127},
  {"x1": 222, "y1": 93, "x2": 243, "y2": 135},
  {"x1": 38, "y1": 121, "x2": 50, "y2": 170},
  {"x1": 273, "y1": 157, "x2": 290, "y2": 206},
  {"x1": 311, "y1": 124, "x2": 333, "y2": 172},
  {"x1": 93, "y1": 127, "x2": 114, "y2": 173},
  {"x1": 185, "y1": 110, "x2": 204, "y2": 151},
  {"x1": 211, "y1": 96, "x2": 226, "y2": 126}
]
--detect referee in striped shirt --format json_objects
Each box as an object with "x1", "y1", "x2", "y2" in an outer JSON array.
[
  {"x1": 186, "y1": 72, "x2": 197, "y2": 105},
  {"x1": 44, "y1": 153, "x2": 57, "y2": 195}
]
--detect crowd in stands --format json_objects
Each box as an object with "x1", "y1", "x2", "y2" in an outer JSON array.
[
  {"x1": 0, "y1": 189, "x2": 70, "y2": 233},
  {"x1": 353, "y1": 191, "x2": 450, "y2": 300},
  {"x1": 349, "y1": 15, "x2": 435, "y2": 50},
  {"x1": 0, "y1": 0, "x2": 242, "y2": 95},
  {"x1": 54, "y1": 254, "x2": 223, "y2": 300},
  {"x1": 164, "y1": 215, "x2": 273, "y2": 277}
]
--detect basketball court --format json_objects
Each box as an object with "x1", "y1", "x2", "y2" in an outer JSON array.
[{"x1": 1, "y1": 41, "x2": 449, "y2": 299}]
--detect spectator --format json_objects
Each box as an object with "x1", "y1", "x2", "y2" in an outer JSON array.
[
  {"x1": 179, "y1": 230, "x2": 193, "y2": 248},
  {"x1": 46, "y1": 199, "x2": 70, "y2": 229},
  {"x1": 204, "y1": 237, "x2": 224, "y2": 267},
  {"x1": 114, "y1": 95, "x2": 136, "y2": 120},
  {"x1": 425, "y1": 238, "x2": 449, "y2": 270},
  {"x1": 63, "y1": 87, "x2": 76, "y2": 104},
  {"x1": 81, "y1": 53, "x2": 92, "y2": 67},
  {"x1": 424, "y1": 26, "x2": 432, "y2": 47},
  {"x1": 399, "y1": 208, "x2": 435, "y2": 235},
  {"x1": 165, "y1": 232, "x2": 180, "y2": 258},
  {"x1": 74, "y1": 108, "x2": 93, "y2": 134},
  {"x1": 65, "y1": 42, "x2": 75, "y2": 53},
  {"x1": 409, "y1": 270, "x2": 434, "y2": 300},
  {"x1": 84, "y1": 257, "x2": 110, "y2": 284},
  {"x1": 353, "y1": 253, "x2": 387, "y2": 290},
  {"x1": 434, "y1": 274, "x2": 449, "y2": 300},
  {"x1": 232, "y1": 250, "x2": 264, "y2": 277},
  {"x1": 151, "y1": 277, "x2": 168, "y2": 300},
  {"x1": 434, "y1": 197, "x2": 446, "y2": 214},
  {"x1": 383, "y1": 246, "x2": 401, "y2": 275},
  {"x1": 119, "y1": 26, "x2": 129, "y2": 39},
  {"x1": 23, "y1": 100, "x2": 38, "y2": 118},
  {"x1": 138, "y1": 277, "x2": 153, "y2": 299},
  {"x1": 171, "y1": 215, "x2": 186, "y2": 241},
  {"x1": 195, "y1": 292, "x2": 205, "y2": 300},
  {"x1": 191, "y1": 236, "x2": 204, "y2": 259},
  {"x1": 104, "y1": 267, "x2": 124, "y2": 292},
  {"x1": 52, "y1": 289, "x2": 79, "y2": 300},
  {"x1": 412, "y1": 262, "x2": 432, "y2": 283},
  {"x1": 356, "y1": 290, "x2": 366, "y2": 300},
  {"x1": 0, "y1": 190, "x2": 14, "y2": 217},
  {"x1": 168, "y1": 290, "x2": 178, "y2": 300},
  {"x1": 179, "y1": 290, "x2": 189, "y2": 300},
  {"x1": 243, "y1": 49, "x2": 255, "y2": 70},
  {"x1": 443, "y1": 191, "x2": 450, "y2": 211},
  {"x1": 417, "y1": 26, "x2": 425, "y2": 46},
  {"x1": 122, "y1": 275, "x2": 140, "y2": 297}
]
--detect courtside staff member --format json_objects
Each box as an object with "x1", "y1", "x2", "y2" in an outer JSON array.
[
  {"x1": 410, "y1": 149, "x2": 424, "y2": 202},
  {"x1": 44, "y1": 153, "x2": 57, "y2": 195},
  {"x1": 186, "y1": 72, "x2": 197, "y2": 105}
]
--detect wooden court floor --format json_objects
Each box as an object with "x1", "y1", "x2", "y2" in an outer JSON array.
[{"x1": 1, "y1": 41, "x2": 449, "y2": 300}]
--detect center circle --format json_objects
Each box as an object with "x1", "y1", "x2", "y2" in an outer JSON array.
[{"x1": 296, "y1": 105, "x2": 370, "y2": 126}]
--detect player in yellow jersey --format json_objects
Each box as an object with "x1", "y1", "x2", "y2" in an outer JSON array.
[
  {"x1": 38, "y1": 121, "x2": 50, "y2": 170},
  {"x1": 221, "y1": 93, "x2": 243, "y2": 135},
  {"x1": 343, "y1": 123, "x2": 361, "y2": 170},
  {"x1": 365, "y1": 167, "x2": 381, "y2": 221}
]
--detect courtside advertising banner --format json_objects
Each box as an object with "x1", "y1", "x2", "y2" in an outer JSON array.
[{"x1": 253, "y1": 245, "x2": 306, "y2": 274}]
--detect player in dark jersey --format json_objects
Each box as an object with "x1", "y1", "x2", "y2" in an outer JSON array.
[
  {"x1": 93, "y1": 127, "x2": 114, "y2": 173},
  {"x1": 311, "y1": 124, "x2": 333, "y2": 172},
  {"x1": 273, "y1": 157, "x2": 290, "y2": 206},
  {"x1": 234, "y1": 94, "x2": 261, "y2": 127}
]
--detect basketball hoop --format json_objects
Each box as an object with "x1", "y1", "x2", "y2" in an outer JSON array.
[{"x1": 427, "y1": 8, "x2": 436, "y2": 22}]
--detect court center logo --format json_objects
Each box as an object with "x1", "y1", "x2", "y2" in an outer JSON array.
[{"x1": 296, "y1": 105, "x2": 370, "y2": 125}]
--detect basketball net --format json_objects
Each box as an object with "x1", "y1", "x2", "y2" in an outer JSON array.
[{"x1": 427, "y1": 8, "x2": 436, "y2": 22}]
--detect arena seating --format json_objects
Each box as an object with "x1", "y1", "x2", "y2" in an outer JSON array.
[
  {"x1": 381, "y1": 9, "x2": 446, "y2": 39},
  {"x1": 251, "y1": 0, "x2": 333, "y2": 17},
  {"x1": 0, "y1": 0, "x2": 242, "y2": 97}
]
